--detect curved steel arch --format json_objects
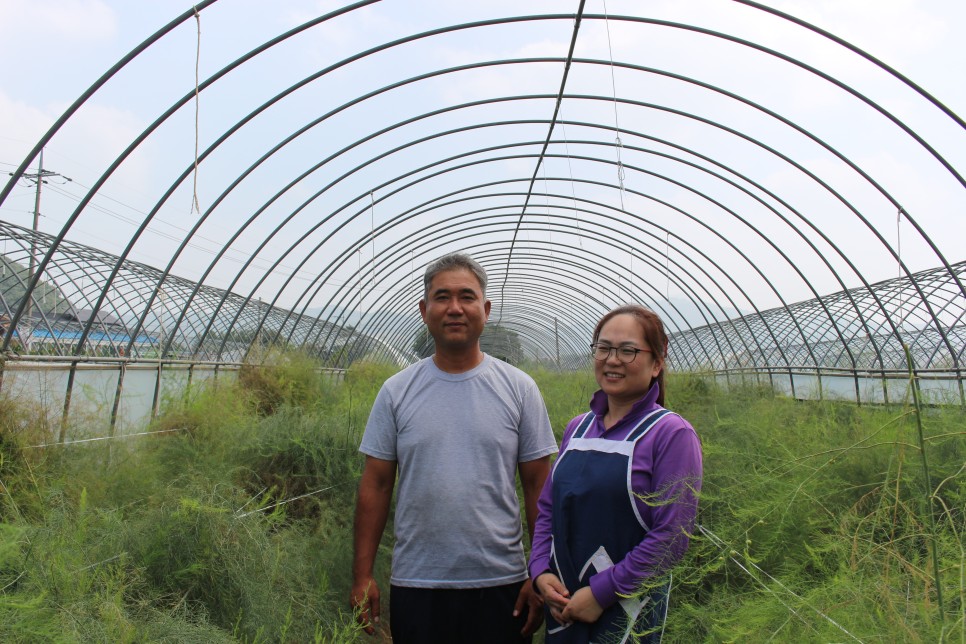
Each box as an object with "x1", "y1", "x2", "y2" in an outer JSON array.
[
  {"x1": 7, "y1": 85, "x2": 932, "y2": 358},
  {"x1": 139, "y1": 62, "x2": 945, "y2": 364},
  {"x1": 352, "y1": 246, "x2": 647, "y2": 358},
  {"x1": 141, "y1": 68, "x2": 945, "y2": 375},
  {"x1": 224, "y1": 112, "x2": 794, "y2": 368},
  {"x1": 316, "y1": 216, "x2": 761, "y2": 380},
  {"x1": 285, "y1": 199, "x2": 728, "y2": 363},
  {"x1": 15, "y1": 45, "x2": 956, "y2": 354},
  {"x1": 297, "y1": 171, "x2": 806, "y2": 371},
  {"x1": 1, "y1": 1, "x2": 963, "y2": 407},
  {"x1": 0, "y1": 0, "x2": 385, "y2": 353}
]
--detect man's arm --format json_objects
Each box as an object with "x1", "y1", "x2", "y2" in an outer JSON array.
[
  {"x1": 513, "y1": 455, "x2": 552, "y2": 635},
  {"x1": 351, "y1": 456, "x2": 397, "y2": 635},
  {"x1": 519, "y1": 456, "x2": 551, "y2": 541}
]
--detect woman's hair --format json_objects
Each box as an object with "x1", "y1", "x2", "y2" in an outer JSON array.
[{"x1": 592, "y1": 304, "x2": 669, "y2": 406}]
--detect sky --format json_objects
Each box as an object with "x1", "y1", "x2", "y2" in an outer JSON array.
[{"x1": 0, "y1": 0, "x2": 964, "y2": 343}]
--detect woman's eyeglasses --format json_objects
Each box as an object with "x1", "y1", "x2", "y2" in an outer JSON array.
[{"x1": 590, "y1": 343, "x2": 651, "y2": 364}]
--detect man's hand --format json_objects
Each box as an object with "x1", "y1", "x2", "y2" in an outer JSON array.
[
  {"x1": 513, "y1": 578, "x2": 545, "y2": 636},
  {"x1": 561, "y1": 586, "x2": 604, "y2": 624},
  {"x1": 350, "y1": 576, "x2": 381, "y2": 635},
  {"x1": 351, "y1": 457, "x2": 395, "y2": 636}
]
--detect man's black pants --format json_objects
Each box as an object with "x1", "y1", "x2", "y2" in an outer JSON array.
[{"x1": 389, "y1": 580, "x2": 532, "y2": 644}]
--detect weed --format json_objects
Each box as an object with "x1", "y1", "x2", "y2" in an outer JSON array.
[{"x1": 0, "y1": 355, "x2": 961, "y2": 642}]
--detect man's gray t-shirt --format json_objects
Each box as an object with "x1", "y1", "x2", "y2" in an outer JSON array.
[{"x1": 359, "y1": 354, "x2": 557, "y2": 589}]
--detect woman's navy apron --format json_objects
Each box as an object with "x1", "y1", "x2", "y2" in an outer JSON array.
[{"x1": 545, "y1": 408, "x2": 674, "y2": 644}]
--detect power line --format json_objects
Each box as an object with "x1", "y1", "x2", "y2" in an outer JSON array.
[
  {"x1": 38, "y1": 179, "x2": 326, "y2": 285},
  {"x1": 9, "y1": 148, "x2": 71, "y2": 321},
  {"x1": 5, "y1": 159, "x2": 326, "y2": 284}
]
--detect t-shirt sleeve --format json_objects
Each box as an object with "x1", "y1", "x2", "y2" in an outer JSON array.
[
  {"x1": 517, "y1": 378, "x2": 557, "y2": 462},
  {"x1": 358, "y1": 384, "x2": 397, "y2": 461}
]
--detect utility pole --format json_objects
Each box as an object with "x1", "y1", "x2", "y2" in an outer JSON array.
[{"x1": 13, "y1": 148, "x2": 71, "y2": 321}]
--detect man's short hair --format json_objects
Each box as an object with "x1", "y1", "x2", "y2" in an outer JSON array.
[{"x1": 423, "y1": 253, "x2": 488, "y2": 300}]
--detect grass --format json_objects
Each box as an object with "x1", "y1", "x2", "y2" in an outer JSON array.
[
  {"x1": 664, "y1": 376, "x2": 964, "y2": 642},
  {"x1": 0, "y1": 354, "x2": 962, "y2": 642}
]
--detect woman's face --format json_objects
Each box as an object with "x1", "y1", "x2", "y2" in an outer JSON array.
[{"x1": 594, "y1": 313, "x2": 663, "y2": 404}]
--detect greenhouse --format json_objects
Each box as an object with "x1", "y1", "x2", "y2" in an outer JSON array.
[{"x1": 0, "y1": 2, "x2": 962, "y2": 642}]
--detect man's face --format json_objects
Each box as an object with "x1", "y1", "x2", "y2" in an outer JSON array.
[{"x1": 419, "y1": 268, "x2": 491, "y2": 352}]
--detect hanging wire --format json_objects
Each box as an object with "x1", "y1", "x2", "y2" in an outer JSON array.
[
  {"x1": 542, "y1": 155, "x2": 554, "y2": 270},
  {"x1": 369, "y1": 190, "x2": 376, "y2": 307},
  {"x1": 666, "y1": 230, "x2": 671, "y2": 302},
  {"x1": 602, "y1": 0, "x2": 626, "y2": 210},
  {"x1": 558, "y1": 118, "x2": 584, "y2": 248},
  {"x1": 629, "y1": 252, "x2": 634, "y2": 301},
  {"x1": 897, "y1": 206, "x2": 906, "y2": 330},
  {"x1": 190, "y1": 6, "x2": 202, "y2": 214},
  {"x1": 495, "y1": 0, "x2": 586, "y2": 327}
]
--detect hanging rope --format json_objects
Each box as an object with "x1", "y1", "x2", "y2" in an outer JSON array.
[
  {"x1": 542, "y1": 156, "x2": 554, "y2": 270},
  {"x1": 666, "y1": 230, "x2": 671, "y2": 302},
  {"x1": 558, "y1": 119, "x2": 584, "y2": 248},
  {"x1": 602, "y1": 0, "x2": 626, "y2": 210},
  {"x1": 629, "y1": 253, "x2": 634, "y2": 301},
  {"x1": 897, "y1": 206, "x2": 906, "y2": 330},
  {"x1": 495, "y1": 0, "x2": 586, "y2": 326},
  {"x1": 370, "y1": 190, "x2": 376, "y2": 304},
  {"x1": 190, "y1": 6, "x2": 202, "y2": 214}
]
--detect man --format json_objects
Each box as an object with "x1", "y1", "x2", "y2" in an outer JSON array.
[{"x1": 350, "y1": 252, "x2": 557, "y2": 643}]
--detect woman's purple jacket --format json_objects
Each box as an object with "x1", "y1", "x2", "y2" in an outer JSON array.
[{"x1": 528, "y1": 382, "x2": 703, "y2": 609}]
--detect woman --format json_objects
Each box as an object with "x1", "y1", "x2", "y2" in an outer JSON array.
[{"x1": 529, "y1": 305, "x2": 703, "y2": 643}]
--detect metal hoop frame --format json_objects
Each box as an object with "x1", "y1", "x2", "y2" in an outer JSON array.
[{"x1": 1, "y1": 2, "x2": 963, "y2": 406}]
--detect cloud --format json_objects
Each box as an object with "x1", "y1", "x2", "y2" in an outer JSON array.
[
  {"x1": 0, "y1": 93, "x2": 54, "y2": 162},
  {"x1": 0, "y1": 0, "x2": 116, "y2": 47},
  {"x1": 1, "y1": 89, "x2": 153, "y2": 228}
]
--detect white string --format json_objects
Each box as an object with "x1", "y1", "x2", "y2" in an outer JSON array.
[
  {"x1": 542, "y1": 157, "x2": 554, "y2": 270},
  {"x1": 76, "y1": 553, "x2": 125, "y2": 572},
  {"x1": 602, "y1": 0, "x2": 626, "y2": 210},
  {"x1": 0, "y1": 570, "x2": 26, "y2": 592},
  {"x1": 666, "y1": 230, "x2": 671, "y2": 302},
  {"x1": 235, "y1": 483, "x2": 343, "y2": 518},
  {"x1": 370, "y1": 191, "x2": 376, "y2": 307},
  {"x1": 558, "y1": 118, "x2": 583, "y2": 248},
  {"x1": 629, "y1": 253, "x2": 634, "y2": 301},
  {"x1": 897, "y1": 207, "x2": 905, "y2": 329},
  {"x1": 26, "y1": 426, "x2": 185, "y2": 449},
  {"x1": 698, "y1": 525, "x2": 862, "y2": 642},
  {"x1": 235, "y1": 486, "x2": 269, "y2": 515},
  {"x1": 190, "y1": 6, "x2": 202, "y2": 214}
]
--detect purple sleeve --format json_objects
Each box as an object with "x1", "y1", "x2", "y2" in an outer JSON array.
[
  {"x1": 588, "y1": 417, "x2": 703, "y2": 608},
  {"x1": 527, "y1": 415, "x2": 581, "y2": 581}
]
